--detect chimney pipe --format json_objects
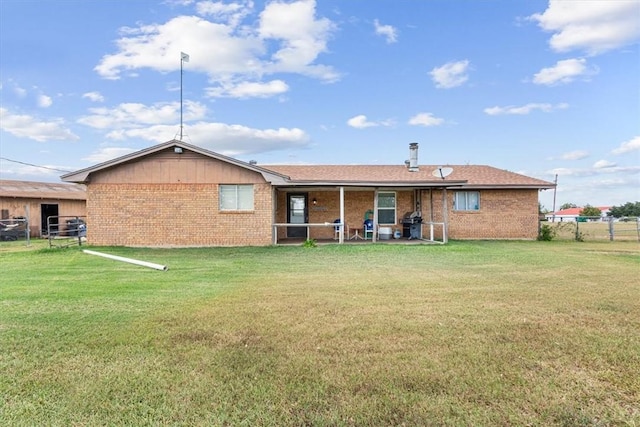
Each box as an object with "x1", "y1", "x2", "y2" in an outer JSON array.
[{"x1": 408, "y1": 142, "x2": 419, "y2": 172}]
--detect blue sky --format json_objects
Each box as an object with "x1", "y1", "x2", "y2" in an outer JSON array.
[{"x1": 1, "y1": 0, "x2": 638, "y2": 211}]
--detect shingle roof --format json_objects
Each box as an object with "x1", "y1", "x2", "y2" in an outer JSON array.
[
  {"x1": 0, "y1": 180, "x2": 86, "y2": 200},
  {"x1": 262, "y1": 164, "x2": 554, "y2": 188},
  {"x1": 59, "y1": 139, "x2": 554, "y2": 189}
]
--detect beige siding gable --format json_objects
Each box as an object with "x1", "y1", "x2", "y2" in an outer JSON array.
[{"x1": 90, "y1": 149, "x2": 268, "y2": 184}]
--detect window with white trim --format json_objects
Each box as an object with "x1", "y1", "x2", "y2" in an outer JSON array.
[
  {"x1": 454, "y1": 191, "x2": 480, "y2": 211},
  {"x1": 219, "y1": 185, "x2": 254, "y2": 211},
  {"x1": 377, "y1": 192, "x2": 396, "y2": 224}
]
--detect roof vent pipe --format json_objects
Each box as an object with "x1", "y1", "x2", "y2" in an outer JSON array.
[{"x1": 408, "y1": 142, "x2": 419, "y2": 172}]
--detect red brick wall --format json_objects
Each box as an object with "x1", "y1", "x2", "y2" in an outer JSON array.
[
  {"x1": 86, "y1": 183, "x2": 273, "y2": 246},
  {"x1": 85, "y1": 183, "x2": 540, "y2": 246},
  {"x1": 423, "y1": 189, "x2": 540, "y2": 239}
]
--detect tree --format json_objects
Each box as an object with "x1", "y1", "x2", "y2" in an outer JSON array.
[
  {"x1": 608, "y1": 201, "x2": 640, "y2": 218},
  {"x1": 538, "y1": 203, "x2": 550, "y2": 214},
  {"x1": 580, "y1": 205, "x2": 601, "y2": 217},
  {"x1": 560, "y1": 202, "x2": 577, "y2": 210}
]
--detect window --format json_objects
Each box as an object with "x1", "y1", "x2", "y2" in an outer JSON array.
[
  {"x1": 454, "y1": 191, "x2": 480, "y2": 211},
  {"x1": 377, "y1": 192, "x2": 396, "y2": 224},
  {"x1": 219, "y1": 185, "x2": 254, "y2": 211}
]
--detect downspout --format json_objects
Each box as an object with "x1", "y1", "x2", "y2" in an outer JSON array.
[
  {"x1": 442, "y1": 188, "x2": 449, "y2": 244},
  {"x1": 272, "y1": 187, "x2": 279, "y2": 245}
]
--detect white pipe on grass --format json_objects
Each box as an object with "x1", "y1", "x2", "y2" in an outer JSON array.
[{"x1": 83, "y1": 249, "x2": 168, "y2": 271}]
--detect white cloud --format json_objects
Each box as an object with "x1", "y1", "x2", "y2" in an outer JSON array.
[
  {"x1": 101, "y1": 121, "x2": 311, "y2": 157},
  {"x1": 258, "y1": 0, "x2": 338, "y2": 80},
  {"x1": 82, "y1": 91, "x2": 105, "y2": 102},
  {"x1": 560, "y1": 150, "x2": 589, "y2": 161},
  {"x1": 533, "y1": 58, "x2": 597, "y2": 85},
  {"x1": 77, "y1": 101, "x2": 207, "y2": 129},
  {"x1": 408, "y1": 112, "x2": 444, "y2": 127},
  {"x1": 0, "y1": 107, "x2": 79, "y2": 142},
  {"x1": 83, "y1": 147, "x2": 137, "y2": 163},
  {"x1": 549, "y1": 165, "x2": 640, "y2": 177},
  {"x1": 37, "y1": 94, "x2": 52, "y2": 108},
  {"x1": 347, "y1": 115, "x2": 384, "y2": 129},
  {"x1": 593, "y1": 159, "x2": 616, "y2": 169},
  {"x1": 0, "y1": 160, "x2": 66, "y2": 178},
  {"x1": 13, "y1": 86, "x2": 27, "y2": 98},
  {"x1": 430, "y1": 60, "x2": 470, "y2": 89},
  {"x1": 374, "y1": 19, "x2": 398, "y2": 44},
  {"x1": 484, "y1": 102, "x2": 568, "y2": 115},
  {"x1": 612, "y1": 136, "x2": 640, "y2": 155},
  {"x1": 196, "y1": 0, "x2": 252, "y2": 27},
  {"x1": 530, "y1": 0, "x2": 640, "y2": 55},
  {"x1": 94, "y1": 0, "x2": 339, "y2": 93},
  {"x1": 206, "y1": 79, "x2": 289, "y2": 98}
]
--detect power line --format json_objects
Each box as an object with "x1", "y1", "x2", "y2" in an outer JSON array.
[{"x1": 0, "y1": 157, "x2": 72, "y2": 173}]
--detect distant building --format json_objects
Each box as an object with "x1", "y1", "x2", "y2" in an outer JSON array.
[
  {"x1": 545, "y1": 206, "x2": 610, "y2": 222},
  {"x1": 0, "y1": 180, "x2": 86, "y2": 237}
]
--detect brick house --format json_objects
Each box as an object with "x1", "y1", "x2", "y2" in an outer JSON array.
[
  {"x1": 61, "y1": 140, "x2": 555, "y2": 247},
  {"x1": 0, "y1": 180, "x2": 86, "y2": 237}
]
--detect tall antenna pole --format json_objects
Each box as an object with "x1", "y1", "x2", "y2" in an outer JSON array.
[
  {"x1": 551, "y1": 173, "x2": 558, "y2": 223},
  {"x1": 180, "y1": 52, "x2": 189, "y2": 141}
]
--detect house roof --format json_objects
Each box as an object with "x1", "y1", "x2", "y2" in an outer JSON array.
[
  {"x1": 61, "y1": 140, "x2": 290, "y2": 185},
  {"x1": 263, "y1": 164, "x2": 555, "y2": 189},
  {"x1": 0, "y1": 179, "x2": 86, "y2": 200},
  {"x1": 60, "y1": 139, "x2": 555, "y2": 190}
]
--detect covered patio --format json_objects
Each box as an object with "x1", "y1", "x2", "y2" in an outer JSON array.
[{"x1": 271, "y1": 182, "x2": 465, "y2": 245}]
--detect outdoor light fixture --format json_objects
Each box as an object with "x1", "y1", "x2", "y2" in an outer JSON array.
[
  {"x1": 174, "y1": 147, "x2": 183, "y2": 154},
  {"x1": 312, "y1": 198, "x2": 317, "y2": 205}
]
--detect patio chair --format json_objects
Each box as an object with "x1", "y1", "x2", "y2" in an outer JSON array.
[
  {"x1": 333, "y1": 218, "x2": 347, "y2": 240},
  {"x1": 363, "y1": 218, "x2": 374, "y2": 239}
]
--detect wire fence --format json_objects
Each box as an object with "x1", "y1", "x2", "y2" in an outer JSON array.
[
  {"x1": 0, "y1": 217, "x2": 29, "y2": 243},
  {"x1": 541, "y1": 217, "x2": 640, "y2": 242},
  {"x1": 47, "y1": 216, "x2": 87, "y2": 248}
]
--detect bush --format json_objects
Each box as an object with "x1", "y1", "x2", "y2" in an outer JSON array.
[
  {"x1": 302, "y1": 239, "x2": 317, "y2": 248},
  {"x1": 538, "y1": 223, "x2": 556, "y2": 241}
]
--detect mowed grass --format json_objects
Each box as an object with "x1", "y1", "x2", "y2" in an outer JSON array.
[{"x1": 1, "y1": 241, "x2": 639, "y2": 426}]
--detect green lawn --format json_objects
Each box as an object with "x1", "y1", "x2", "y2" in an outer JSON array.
[{"x1": 1, "y1": 241, "x2": 639, "y2": 426}]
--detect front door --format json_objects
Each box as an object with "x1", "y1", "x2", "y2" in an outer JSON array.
[{"x1": 287, "y1": 193, "x2": 308, "y2": 238}]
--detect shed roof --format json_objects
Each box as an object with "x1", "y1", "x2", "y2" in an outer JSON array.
[{"x1": 0, "y1": 180, "x2": 86, "y2": 200}]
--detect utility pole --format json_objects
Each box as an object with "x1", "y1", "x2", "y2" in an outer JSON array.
[
  {"x1": 551, "y1": 174, "x2": 558, "y2": 223},
  {"x1": 180, "y1": 52, "x2": 189, "y2": 141}
]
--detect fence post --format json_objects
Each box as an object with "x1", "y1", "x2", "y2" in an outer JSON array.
[{"x1": 608, "y1": 218, "x2": 614, "y2": 241}]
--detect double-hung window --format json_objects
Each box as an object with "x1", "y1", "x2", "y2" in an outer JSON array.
[
  {"x1": 377, "y1": 192, "x2": 396, "y2": 224},
  {"x1": 219, "y1": 185, "x2": 254, "y2": 211},
  {"x1": 454, "y1": 191, "x2": 480, "y2": 211}
]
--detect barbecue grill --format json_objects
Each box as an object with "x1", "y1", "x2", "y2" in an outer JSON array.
[{"x1": 401, "y1": 211, "x2": 422, "y2": 240}]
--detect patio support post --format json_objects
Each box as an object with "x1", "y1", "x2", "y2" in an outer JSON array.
[
  {"x1": 339, "y1": 186, "x2": 345, "y2": 244},
  {"x1": 373, "y1": 189, "x2": 378, "y2": 243}
]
